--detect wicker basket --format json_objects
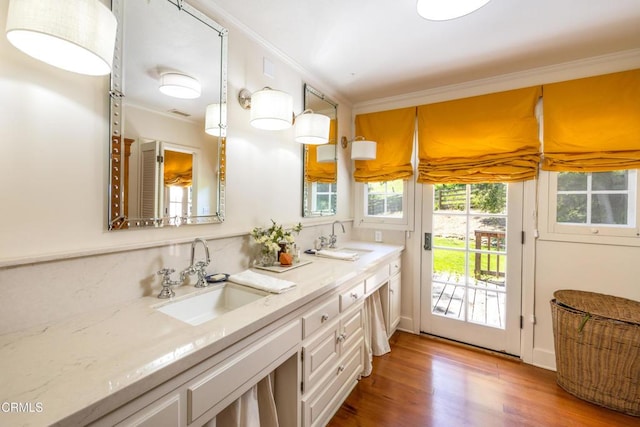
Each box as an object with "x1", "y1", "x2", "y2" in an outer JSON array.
[{"x1": 551, "y1": 290, "x2": 640, "y2": 416}]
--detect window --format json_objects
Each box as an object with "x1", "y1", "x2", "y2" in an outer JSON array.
[
  {"x1": 541, "y1": 169, "x2": 640, "y2": 242},
  {"x1": 166, "y1": 186, "x2": 192, "y2": 217},
  {"x1": 311, "y1": 182, "x2": 337, "y2": 215},
  {"x1": 355, "y1": 179, "x2": 414, "y2": 230}
]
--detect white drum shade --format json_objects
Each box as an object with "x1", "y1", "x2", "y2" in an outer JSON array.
[
  {"x1": 351, "y1": 140, "x2": 377, "y2": 160},
  {"x1": 295, "y1": 113, "x2": 330, "y2": 144},
  {"x1": 250, "y1": 88, "x2": 293, "y2": 130},
  {"x1": 5, "y1": 0, "x2": 117, "y2": 76},
  {"x1": 317, "y1": 144, "x2": 336, "y2": 163},
  {"x1": 159, "y1": 73, "x2": 201, "y2": 99},
  {"x1": 205, "y1": 103, "x2": 222, "y2": 136}
]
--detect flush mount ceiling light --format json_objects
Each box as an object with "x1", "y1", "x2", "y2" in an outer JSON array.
[
  {"x1": 417, "y1": 0, "x2": 491, "y2": 21},
  {"x1": 5, "y1": 0, "x2": 117, "y2": 76},
  {"x1": 238, "y1": 87, "x2": 293, "y2": 130},
  {"x1": 294, "y1": 110, "x2": 331, "y2": 145},
  {"x1": 159, "y1": 73, "x2": 201, "y2": 99},
  {"x1": 341, "y1": 136, "x2": 377, "y2": 160}
]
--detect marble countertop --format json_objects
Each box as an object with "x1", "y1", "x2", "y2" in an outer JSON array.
[{"x1": 0, "y1": 241, "x2": 403, "y2": 426}]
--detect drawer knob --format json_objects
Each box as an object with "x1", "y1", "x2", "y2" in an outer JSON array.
[
  {"x1": 350, "y1": 292, "x2": 359, "y2": 299},
  {"x1": 390, "y1": 289, "x2": 394, "y2": 294},
  {"x1": 337, "y1": 334, "x2": 345, "y2": 343},
  {"x1": 338, "y1": 365, "x2": 345, "y2": 373},
  {"x1": 321, "y1": 314, "x2": 329, "y2": 322}
]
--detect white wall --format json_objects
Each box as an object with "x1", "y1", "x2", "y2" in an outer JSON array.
[{"x1": 0, "y1": 2, "x2": 353, "y2": 332}]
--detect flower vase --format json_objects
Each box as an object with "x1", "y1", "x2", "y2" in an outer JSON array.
[{"x1": 259, "y1": 249, "x2": 277, "y2": 267}]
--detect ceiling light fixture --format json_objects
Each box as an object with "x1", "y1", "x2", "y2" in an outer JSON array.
[
  {"x1": 341, "y1": 136, "x2": 377, "y2": 160},
  {"x1": 416, "y1": 0, "x2": 491, "y2": 21},
  {"x1": 5, "y1": 0, "x2": 117, "y2": 76},
  {"x1": 159, "y1": 73, "x2": 201, "y2": 99},
  {"x1": 238, "y1": 87, "x2": 293, "y2": 130},
  {"x1": 294, "y1": 110, "x2": 331, "y2": 145}
]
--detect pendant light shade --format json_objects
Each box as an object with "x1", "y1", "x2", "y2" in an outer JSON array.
[
  {"x1": 249, "y1": 88, "x2": 293, "y2": 130},
  {"x1": 294, "y1": 111, "x2": 331, "y2": 144},
  {"x1": 159, "y1": 73, "x2": 201, "y2": 99},
  {"x1": 417, "y1": 0, "x2": 491, "y2": 21},
  {"x1": 5, "y1": 0, "x2": 117, "y2": 76},
  {"x1": 205, "y1": 103, "x2": 222, "y2": 136},
  {"x1": 351, "y1": 140, "x2": 377, "y2": 160},
  {"x1": 316, "y1": 144, "x2": 336, "y2": 163}
]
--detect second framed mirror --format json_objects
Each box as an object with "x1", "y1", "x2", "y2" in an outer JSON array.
[{"x1": 302, "y1": 85, "x2": 338, "y2": 217}]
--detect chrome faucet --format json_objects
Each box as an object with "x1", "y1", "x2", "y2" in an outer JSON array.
[
  {"x1": 186, "y1": 238, "x2": 210, "y2": 288},
  {"x1": 156, "y1": 238, "x2": 212, "y2": 298},
  {"x1": 329, "y1": 220, "x2": 345, "y2": 248}
]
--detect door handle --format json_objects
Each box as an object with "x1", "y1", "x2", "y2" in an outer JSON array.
[{"x1": 424, "y1": 232, "x2": 432, "y2": 251}]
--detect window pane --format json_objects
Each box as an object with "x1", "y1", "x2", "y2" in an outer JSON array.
[
  {"x1": 316, "y1": 183, "x2": 330, "y2": 192},
  {"x1": 470, "y1": 183, "x2": 507, "y2": 214},
  {"x1": 434, "y1": 184, "x2": 466, "y2": 213},
  {"x1": 592, "y1": 171, "x2": 628, "y2": 191},
  {"x1": 367, "y1": 180, "x2": 403, "y2": 217},
  {"x1": 591, "y1": 194, "x2": 628, "y2": 224},
  {"x1": 557, "y1": 194, "x2": 587, "y2": 223},
  {"x1": 558, "y1": 172, "x2": 587, "y2": 191},
  {"x1": 316, "y1": 194, "x2": 330, "y2": 211}
]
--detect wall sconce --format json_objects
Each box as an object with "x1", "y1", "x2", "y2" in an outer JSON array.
[
  {"x1": 294, "y1": 110, "x2": 330, "y2": 145},
  {"x1": 205, "y1": 103, "x2": 222, "y2": 136},
  {"x1": 159, "y1": 73, "x2": 201, "y2": 99},
  {"x1": 341, "y1": 136, "x2": 377, "y2": 160},
  {"x1": 238, "y1": 87, "x2": 293, "y2": 130},
  {"x1": 316, "y1": 144, "x2": 336, "y2": 163},
  {"x1": 5, "y1": 0, "x2": 118, "y2": 76}
]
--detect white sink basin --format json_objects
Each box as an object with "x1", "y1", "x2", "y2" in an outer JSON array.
[{"x1": 155, "y1": 283, "x2": 267, "y2": 326}]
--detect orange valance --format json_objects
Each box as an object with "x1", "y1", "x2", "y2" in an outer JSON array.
[
  {"x1": 542, "y1": 69, "x2": 640, "y2": 172},
  {"x1": 354, "y1": 107, "x2": 415, "y2": 183},
  {"x1": 417, "y1": 86, "x2": 542, "y2": 183}
]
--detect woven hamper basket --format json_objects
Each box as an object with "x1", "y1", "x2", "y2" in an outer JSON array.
[{"x1": 551, "y1": 290, "x2": 640, "y2": 416}]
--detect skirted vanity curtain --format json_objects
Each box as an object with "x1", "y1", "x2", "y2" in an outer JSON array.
[{"x1": 352, "y1": 68, "x2": 640, "y2": 181}]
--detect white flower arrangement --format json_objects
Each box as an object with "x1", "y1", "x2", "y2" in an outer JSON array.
[{"x1": 250, "y1": 220, "x2": 303, "y2": 254}]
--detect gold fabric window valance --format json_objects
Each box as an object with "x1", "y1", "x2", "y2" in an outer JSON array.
[
  {"x1": 164, "y1": 150, "x2": 193, "y2": 187},
  {"x1": 354, "y1": 107, "x2": 415, "y2": 183},
  {"x1": 305, "y1": 120, "x2": 337, "y2": 183},
  {"x1": 417, "y1": 86, "x2": 542, "y2": 184},
  {"x1": 542, "y1": 69, "x2": 640, "y2": 172}
]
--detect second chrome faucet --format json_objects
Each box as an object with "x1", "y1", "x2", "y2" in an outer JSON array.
[{"x1": 157, "y1": 238, "x2": 211, "y2": 298}]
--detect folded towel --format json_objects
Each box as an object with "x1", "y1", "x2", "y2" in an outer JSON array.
[
  {"x1": 229, "y1": 270, "x2": 296, "y2": 294},
  {"x1": 316, "y1": 250, "x2": 359, "y2": 261}
]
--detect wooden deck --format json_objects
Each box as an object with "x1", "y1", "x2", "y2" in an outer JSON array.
[{"x1": 431, "y1": 273, "x2": 506, "y2": 328}]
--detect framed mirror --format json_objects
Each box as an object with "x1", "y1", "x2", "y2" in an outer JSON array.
[
  {"x1": 302, "y1": 85, "x2": 338, "y2": 217},
  {"x1": 108, "y1": 0, "x2": 227, "y2": 230}
]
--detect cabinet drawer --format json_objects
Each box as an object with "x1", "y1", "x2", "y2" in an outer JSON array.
[
  {"x1": 302, "y1": 340, "x2": 363, "y2": 427},
  {"x1": 389, "y1": 257, "x2": 401, "y2": 277},
  {"x1": 341, "y1": 306, "x2": 364, "y2": 354},
  {"x1": 339, "y1": 281, "x2": 365, "y2": 312},
  {"x1": 302, "y1": 323, "x2": 340, "y2": 394},
  {"x1": 365, "y1": 266, "x2": 389, "y2": 293},
  {"x1": 117, "y1": 392, "x2": 182, "y2": 427},
  {"x1": 187, "y1": 320, "x2": 301, "y2": 423},
  {"x1": 303, "y1": 296, "x2": 340, "y2": 339}
]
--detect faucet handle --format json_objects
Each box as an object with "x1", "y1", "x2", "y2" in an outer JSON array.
[
  {"x1": 157, "y1": 268, "x2": 178, "y2": 299},
  {"x1": 193, "y1": 261, "x2": 209, "y2": 288}
]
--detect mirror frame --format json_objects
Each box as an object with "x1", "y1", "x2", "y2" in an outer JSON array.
[
  {"x1": 108, "y1": 0, "x2": 228, "y2": 230},
  {"x1": 302, "y1": 84, "x2": 338, "y2": 217}
]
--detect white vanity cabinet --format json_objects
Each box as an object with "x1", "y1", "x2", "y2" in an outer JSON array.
[{"x1": 301, "y1": 281, "x2": 365, "y2": 427}]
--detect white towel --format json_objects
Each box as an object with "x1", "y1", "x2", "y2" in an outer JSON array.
[
  {"x1": 229, "y1": 270, "x2": 296, "y2": 294},
  {"x1": 316, "y1": 250, "x2": 359, "y2": 261}
]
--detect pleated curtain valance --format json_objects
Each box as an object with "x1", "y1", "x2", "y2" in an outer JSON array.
[
  {"x1": 354, "y1": 107, "x2": 416, "y2": 183},
  {"x1": 164, "y1": 150, "x2": 193, "y2": 187},
  {"x1": 417, "y1": 86, "x2": 542, "y2": 184},
  {"x1": 305, "y1": 119, "x2": 336, "y2": 183},
  {"x1": 542, "y1": 69, "x2": 640, "y2": 172}
]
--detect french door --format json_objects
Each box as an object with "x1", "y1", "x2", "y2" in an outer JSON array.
[{"x1": 420, "y1": 182, "x2": 523, "y2": 355}]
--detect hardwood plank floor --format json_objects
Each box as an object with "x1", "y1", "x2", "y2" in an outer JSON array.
[{"x1": 328, "y1": 331, "x2": 640, "y2": 427}]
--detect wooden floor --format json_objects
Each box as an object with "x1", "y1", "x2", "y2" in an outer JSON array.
[{"x1": 328, "y1": 332, "x2": 640, "y2": 427}]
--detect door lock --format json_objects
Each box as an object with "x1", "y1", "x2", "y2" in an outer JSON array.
[{"x1": 424, "y1": 232, "x2": 432, "y2": 251}]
